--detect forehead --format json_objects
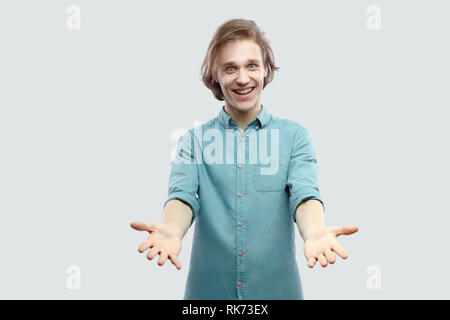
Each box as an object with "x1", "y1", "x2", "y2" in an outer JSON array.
[{"x1": 215, "y1": 39, "x2": 264, "y2": 65}]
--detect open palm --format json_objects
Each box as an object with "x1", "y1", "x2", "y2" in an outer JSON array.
[
  {"x1": 131, "y1": 221, "x2": 182, "y2": 270},
  {"x1": 304, "y1": 225, "x2": 358, "y2": 268}
]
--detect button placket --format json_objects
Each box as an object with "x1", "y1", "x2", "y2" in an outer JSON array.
[{"x1": 236, "y1": 131, "x2": 246, "y2": 299}]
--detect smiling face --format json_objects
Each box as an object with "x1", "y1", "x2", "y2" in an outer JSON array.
[{"x1": 213, "y1": 39, "x2": 268, "y2": 113}]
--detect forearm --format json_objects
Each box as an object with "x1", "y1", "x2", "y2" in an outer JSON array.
[
  {"x1": 295, "y1": 199, "x2": 326, "y2": 241},
  {"x1": 162, "y1": 199, "x2": 193, "y2": 240}
]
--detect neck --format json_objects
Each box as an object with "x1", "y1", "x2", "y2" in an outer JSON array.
[{"x1": 224, "y1": 102, "x2": 262, "y2": 131}]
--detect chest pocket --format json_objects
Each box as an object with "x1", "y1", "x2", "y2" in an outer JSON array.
[{"x1": 253, "y1": 163, "x2": 288, "y2": 192}]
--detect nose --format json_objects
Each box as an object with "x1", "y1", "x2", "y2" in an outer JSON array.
[{"x1": 236, "y1": 69, "x2": 250, "y2": 85}]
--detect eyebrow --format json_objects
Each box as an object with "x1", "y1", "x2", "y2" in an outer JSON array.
[{"x1": 222, "y1": 59, "x2": 261, "y2": 67}]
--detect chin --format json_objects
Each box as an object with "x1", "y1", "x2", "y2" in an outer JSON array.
[
  {"x1": 227, "y1": 97, "x2": 260, "y2": 112},
  {"x1": 233, "y1": 102, "x2": 256, "y2": 112}
]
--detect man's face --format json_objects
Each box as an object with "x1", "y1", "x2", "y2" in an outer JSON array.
[{"x1": 213, "y1": 39, "x2": 268, "y2": 113}]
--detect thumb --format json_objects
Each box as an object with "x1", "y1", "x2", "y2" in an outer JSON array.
[
  {"x1": 334, "y1": 225, "x2": 359, "y2": 237},
  {"x1": 130, "y1": 221, "x2": 159, "y2": 232}
]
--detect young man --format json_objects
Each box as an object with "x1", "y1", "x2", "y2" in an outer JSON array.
[{"x1": 131, "y1": 18, "x2": 358, "y2": 300}]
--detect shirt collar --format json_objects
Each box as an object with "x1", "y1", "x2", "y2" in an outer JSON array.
[{"x1": 218, "y1": 104, "x2": 271, "y2": 128}]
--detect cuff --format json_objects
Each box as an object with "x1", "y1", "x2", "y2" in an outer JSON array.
[{"x1": 290, "y1": 191, "x2": 324, "y2": 223}]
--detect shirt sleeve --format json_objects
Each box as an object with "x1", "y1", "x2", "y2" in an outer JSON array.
[
  {"x1": 286, "y1": 126, "x2": 324, "y2": 223},
  {"x1": 163, "y1": 130, "x2": 200, "y2": 227}
]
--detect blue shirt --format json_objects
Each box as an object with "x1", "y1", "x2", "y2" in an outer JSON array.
[{"x1": 165, "y1": 105, "x2": 323, "y2": 300}]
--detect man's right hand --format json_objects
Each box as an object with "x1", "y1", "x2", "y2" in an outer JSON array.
[{"x1": 130, "y1": 222, "x2": 182, "y2": 270}]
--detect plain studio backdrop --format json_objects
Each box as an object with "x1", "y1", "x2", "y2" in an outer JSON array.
[{"x1": 0, "y1": 0, "x2": 448, "y2": 299}]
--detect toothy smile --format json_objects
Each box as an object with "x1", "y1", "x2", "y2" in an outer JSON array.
[{"x1": 233, "y1": 87, "x2": 255, "y2": 95}]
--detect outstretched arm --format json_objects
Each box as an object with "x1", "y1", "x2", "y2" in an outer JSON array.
[{"x1": 295, "y1": 199, "x2": 358, "y2": 268}]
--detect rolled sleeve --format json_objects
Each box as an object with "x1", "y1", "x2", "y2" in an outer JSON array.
[
  {"x1": 287, "y1": 126, "x2": 324, "y2": 222},
  {"x1": 164, "y1": 130, "x2": 200, "y2": 227}
]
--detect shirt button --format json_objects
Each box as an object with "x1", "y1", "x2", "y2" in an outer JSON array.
[
  {"x1": 238, "y1": 193, "x2": 242, "y2": 197},
  {"x1": 237, "y1": 282, "x2": 242, "y2": 287},
  {"x1": 226, "y1": 125, "x2": 229, "y2": 129},
  {"x1": 230, "y1": 120, "x2": 234, "y2": 125},
  {"x1": 255, "y1": 126, "x2": 259, "y2": 129},
  {"x1": 238, "y1": 251, "x2": 243, "y2": 256},
  {"x1": 238, "y1": 222, "x2": 243, "y2": 226},
  {"x1": 238, "y1": 164, "x2": 242, "y2": 168},
  {"x1": 240, "y1": 137, "x2": 244, "y2": 141}
]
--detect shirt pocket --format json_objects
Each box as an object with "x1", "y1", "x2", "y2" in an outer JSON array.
[{"x1": 253, "y1": 163, "x2": 288, "y2": 192}]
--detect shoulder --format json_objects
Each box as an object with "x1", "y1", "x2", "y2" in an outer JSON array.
[
  {"x1": 183, "y1": 116, "x2": 219, "y2": 142},
  {"x1": 270, "y1": 115, "x2": 308, "y2": 136},
  {"x1": 185, "y1": 116, "x2": 219, "y2": 133}
]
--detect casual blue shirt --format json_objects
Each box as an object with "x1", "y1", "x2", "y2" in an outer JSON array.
[{"x1": 165, "y1": 105, "x2": 323, "y2": 300}]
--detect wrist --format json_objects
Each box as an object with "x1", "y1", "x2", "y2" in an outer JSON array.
[
  {"x1": 300, "y1": 225, "x2": 327, "y2": 242},
  {"x1": 165, "y1": 223, "x2": 184, "y2": 241}
]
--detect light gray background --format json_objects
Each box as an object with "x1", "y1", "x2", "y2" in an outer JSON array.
[{"x1": 0, "y1": 0, "x2": 448, "y2": 299}]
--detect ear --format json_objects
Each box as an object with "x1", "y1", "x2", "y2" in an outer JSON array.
[
  {"x1": 264, "y1": 65, "x2": 268, "y2": 78},
  {"x1": 212, "y1": 68, "x2": 219, "y2": 83}
]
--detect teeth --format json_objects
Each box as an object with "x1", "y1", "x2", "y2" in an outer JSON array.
[{"x1": 235, "y1": 87, "x2": 253, "y2": 94}]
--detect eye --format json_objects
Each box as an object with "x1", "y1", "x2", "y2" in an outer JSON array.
[
  {"x1": 226, "y1": 66, "x2": 235, "y2": 72},
  {"x1": 249, "y1": 64, "x2": 257, "y2": 68}
]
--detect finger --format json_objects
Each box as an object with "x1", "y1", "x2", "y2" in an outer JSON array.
[
  {"x1": 147, "y1": 246, "x2": 160, "y2": 260},
  {"x1": 158, "y1": 251, "x2": 168, "y2": 266},
  {"x1": 138, "y1": 239, "x2": 153, "y2": 253},
  {"x1": 324, "y1": 248, "x2": 336, "y2": 264},
  {"x1": 307, "y1": 257, "x2": 317, "y2": 268},
  {"x1": 334, "y1": 225, "x2": 359, "y2": 237},
  {"x1": 131, "y1": 221, "x2": 159, "y2": 232},
  {"x1": 169, "y1": 254, "x2": 182, "y2": 270},
  {"x1": 332, "y1": 242, "x2": 348, "y2": 259},
  {"x1": 318, "y1": 253, "x2": 328, "y2": 267}
]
